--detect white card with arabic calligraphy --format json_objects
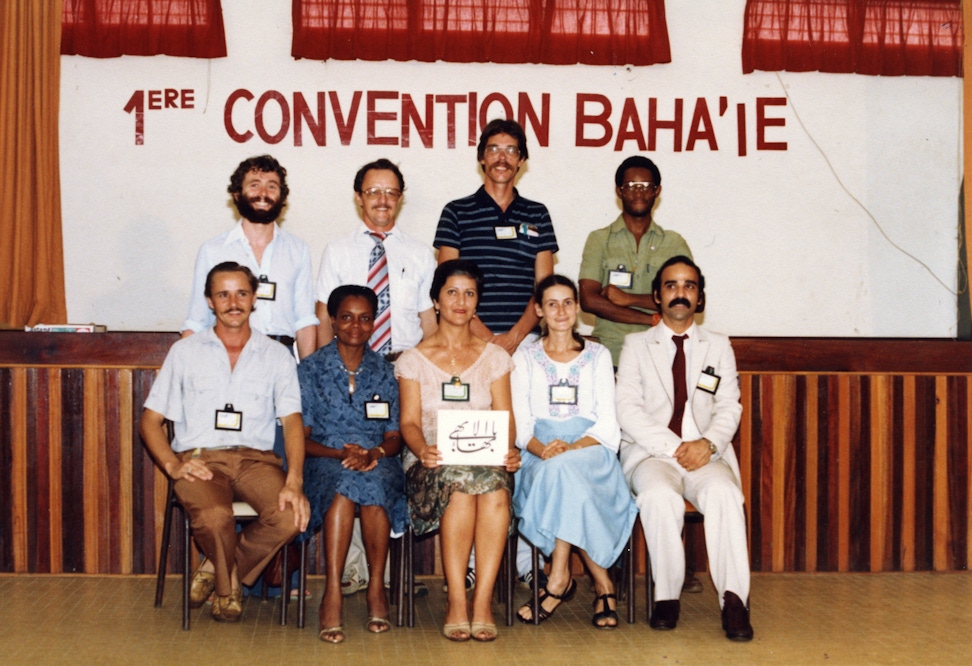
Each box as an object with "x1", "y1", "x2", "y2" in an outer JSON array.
[{"x1": 437, "y1": 409, "x2": 509, "y2": 466}]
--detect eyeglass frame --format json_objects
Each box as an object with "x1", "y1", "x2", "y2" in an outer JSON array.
[
  {"x1": 360, "y1": 187, "x2": 404, "y2": 200},
  {"x1": 619, "y1": 181, "x2": 658, "y2": 195},
  {"x1": 483, "y1": 144, "x2": 521, "y2": 158}
]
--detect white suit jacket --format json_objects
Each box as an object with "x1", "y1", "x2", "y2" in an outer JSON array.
[{"x1": 616, "y1": 324, "x2": 743, "y2": 484}]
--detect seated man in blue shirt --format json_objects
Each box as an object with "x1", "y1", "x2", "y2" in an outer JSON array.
[{"x1": 141, "y1": 262, "x2": 310, "y2": 622}]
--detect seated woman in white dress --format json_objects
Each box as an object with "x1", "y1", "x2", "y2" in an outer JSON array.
[{"x1": 512, "y1": 275, "x2": 638, "y2": 628}]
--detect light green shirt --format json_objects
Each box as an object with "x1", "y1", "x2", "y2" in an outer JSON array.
[{"x1": 579, "y1": 215, "x2": 692, "y2": 366}]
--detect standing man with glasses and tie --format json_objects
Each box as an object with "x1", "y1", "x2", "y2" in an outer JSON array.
[
  {"x1": 578, "y1": 156, "x2": 692, "y2": 369},
  {"x1": 314, "y1": 158, "x2": 437, "y2": 595},
  {"x1": 615, "y1": 256, "x2": 753, "y2": 642},
  {"x1": 433, "y1": 118, "x2": 559, "y2": 592}
]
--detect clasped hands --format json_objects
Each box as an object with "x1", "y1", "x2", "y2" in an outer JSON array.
[
  {"x1": 537, "y1": 438, "x2": 580, "y2": 460},
  {"x1": 674, "y1": 438, "x2": 712, "y2": 473}
]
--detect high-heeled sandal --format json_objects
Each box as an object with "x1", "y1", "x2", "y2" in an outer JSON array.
[
  {"x1": 591, "y1": 593, "x2": 619, "y2": 629},
  {"x1": 516, "y1": 578, "x2": 577, "y2": 624}
]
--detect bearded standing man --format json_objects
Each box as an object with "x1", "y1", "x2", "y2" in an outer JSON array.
[{"x1": 182, "y1": 154, "x2": 319, "y2": 360}]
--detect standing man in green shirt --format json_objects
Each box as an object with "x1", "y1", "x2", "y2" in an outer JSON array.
[
  {"x1": 579, "y1": 156, "x2": 693, "y2": 368},
  {"x1": 579, "y1": 156, "x2": 701, "y2": 594}
]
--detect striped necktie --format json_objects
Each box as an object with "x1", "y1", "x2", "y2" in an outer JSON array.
[{"x1": 367, "y1": 232, "x2": 392, "y2": 354}]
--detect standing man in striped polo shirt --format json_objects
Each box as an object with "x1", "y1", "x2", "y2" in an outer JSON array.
[
  {"x1": 314, "y1": 158, "x2": 437, "y2": 596},
  {"x1": 434, "y1": 118, "x2": 558, "y2": 590},
  {"x1": 434, "y1": 118, "x2": 559, "y2": 357}
]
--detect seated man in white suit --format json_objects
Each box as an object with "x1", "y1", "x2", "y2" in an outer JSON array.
[{"x1": 615, "y1": 255, "x2": 753, "y2": 641}]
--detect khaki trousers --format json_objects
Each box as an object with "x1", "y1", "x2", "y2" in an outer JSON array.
[{"x1": 174, "y1": 447, "x2": 299, "y2": 596}]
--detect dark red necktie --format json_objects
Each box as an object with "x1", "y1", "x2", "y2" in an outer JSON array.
[{"x1": 668, "y1": 334, "x2": 688, "y2": 437}]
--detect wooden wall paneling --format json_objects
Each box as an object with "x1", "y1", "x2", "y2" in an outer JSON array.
[
  {"x1": 869, "y1": 375, "x2": 892, "y2": 572},
  {"x1": 11, "y1": 367, "x2": 28, "y2": 572},
  {"x1": 103, "y1": 369, "x2": 122, "y2": 573},
  {"x1": 967, "y1": 381, "x2": 972, "y2": 571},
  {"x1": 934, "y1": 376, "x2": 949, "y2": 570},
  {"x1": 889, "y1": 375, "x2": 915, "y2": 571},
  {"x1": 61, "y1": 369, "x2": 85, "y2": 573},
  {"x1": 804, "y1": 375, "x2": 819, "y2": 572},
  {"x1": 820, "y1": 375, "x2": 839, "y2": 572},
  {"x1": 771, "y1": 374, "x2": 795, "y2": 572},
  {"x1": 119, "y1": 369, "x2": 134, "y2": 574},
  {"x1": 946, "y1": 376, "x2": 968, "y2": 570},
  {"x1": 82, "y1": 368, "x2": 104, "y2": 572},
  {"x1": 738, "y1": 374, "x2": 754, "y2": 568},
  {"x1": 915, "y1": 376, "x2": 936, "y2": 570},
  {"x1": 26, "y1": 368, "x2": 50, "y2": 572},
  {"x1": 48, "y1": 368, "x2": 63, "y2": 573},
  {"x1": 132, "y1": 369, "x2": 156, "y2": 575},
  {"x1": 747, "y1": 374, "x2": 766, "y2": 570},
  {"x1": 0, "y1": 368, "x2": 11, "y2": 571},
  {"x1": 837, "y1": 375, "x2": 851, "y2": 571}
]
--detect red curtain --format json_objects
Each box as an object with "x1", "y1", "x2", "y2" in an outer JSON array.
[
  {"x1": 742, "y1": 0, "x2": 963, "y2": 76},
  {"x1": 61, "y1": 0, "x2": 226, "y2": 58},
  {"x1": 291, "y1": 0, "x2": 671, "y2": 66}
]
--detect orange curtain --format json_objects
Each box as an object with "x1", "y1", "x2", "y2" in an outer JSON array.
[{"x1": 0, "y1": 1, "x2": 67, "y2": 328}]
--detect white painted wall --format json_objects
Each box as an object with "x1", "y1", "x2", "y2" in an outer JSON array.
[{"x1": 58, "y1": 0, "x2": 962, "y2": 336}]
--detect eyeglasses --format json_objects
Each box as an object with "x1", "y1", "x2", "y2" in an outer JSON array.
[
  {"x1": 361, "y1": 187, "x2": 403, "y2": 200},
  {"x1": 483, "y1": 145, "x2": 521, "y2": 157},
  {"x1": 621, "y1": 182, "x2": 658, "y2": 195}
]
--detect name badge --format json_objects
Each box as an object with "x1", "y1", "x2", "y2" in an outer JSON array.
[
  {"x1": 215, "y1": 403, "x2": 242, "y2": 431},
  {"x1": 494, "y1": 226, "x2": 517, "y2": 240},
  {"x1": 442, "y1": 376, "x2": 470, "y2": 402},
  {"x1": 365, "y1": 395, "x2": 391, "y2": 420},
  {"x1": 549, "y1": 380, "x2": 578, "y2": 405},
  {"x1": 256, "y1": 275, "x2": 277, "y2": 301},
  {"x1": 608, "y1": 265, "x2": 633, "y2": 289},
  {"x1": 697, "y1": 367, "x2": 721, "y2": 394}
]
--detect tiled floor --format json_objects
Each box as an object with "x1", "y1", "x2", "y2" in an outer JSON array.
[{"x1": 1, "y1": 571, "x2": 969, "y2": 665}]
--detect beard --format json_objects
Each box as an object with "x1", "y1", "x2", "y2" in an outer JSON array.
[{"x1": 234, "y1": 192, "x2": 286, "y2": 224}]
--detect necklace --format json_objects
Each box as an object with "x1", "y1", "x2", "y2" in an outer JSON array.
[{"x1": 342, "y1": 364, "x2": 359, "y2": 403}]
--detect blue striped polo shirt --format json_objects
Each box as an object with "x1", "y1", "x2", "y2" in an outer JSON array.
[{"x1": 434, "y1": 186, "x2": 559, "y2": 333}]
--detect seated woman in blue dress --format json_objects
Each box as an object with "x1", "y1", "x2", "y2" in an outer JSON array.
[
  {"x1": 512, "y1": 275, "x2": 638, "y2": 628},
  {"x1": 298, "y1": 285, "x2": 407, "y2": 644}
]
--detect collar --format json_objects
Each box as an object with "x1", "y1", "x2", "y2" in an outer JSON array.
[
  {"x1": 224, "y1": 219, "x2": 279, "y2": 247},
  {"x1": 320, "y1": 340, "x2": 382, "y2": 373},
  {"x1": 608, "y1": 214, "x2": 665, "y2": 238},
  {"x1": 656, "y1": 320, "x2": 697, "y2": 341},
  {"x1": 473, "y1": 185, "x2": 520, "y2": 211}
]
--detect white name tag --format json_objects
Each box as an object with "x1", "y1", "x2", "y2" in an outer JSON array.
[
  {"x1": 215, "y1": 404, "x2": 242, "y2": 431},
  {"x1": 608, "y1": 268, "x2": 633, "y2": 289},
  {"x1": 549, "y1": 381, "x2": 578, "y2": 405},
  {"x1": 365, "y1": 400, "x2": 391, "y2": 420},
  {"x1": 494, "y1": 226, "x2": 517, "y2": 240},
  {"x1": 256, "y1": 275, "x2": 277, "y2": 300},
  {"x1": 697, "y1": 368, "x2": 721, "y2": 394}
]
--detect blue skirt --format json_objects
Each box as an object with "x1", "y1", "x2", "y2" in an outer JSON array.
[{"x1": 513, "y1": 417, "x2": 638, "y2": 569}]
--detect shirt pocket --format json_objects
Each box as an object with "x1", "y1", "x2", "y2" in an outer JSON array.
[{"x1": 240, "y1": 378, "x2": 275, "y2": 421}]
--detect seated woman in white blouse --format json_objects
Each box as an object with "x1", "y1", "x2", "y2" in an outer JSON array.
[{"x1": 512, "y1": 275, "x2": 638, "y2": 628}]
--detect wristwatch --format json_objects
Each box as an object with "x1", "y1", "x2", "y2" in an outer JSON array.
[{"x1": 704, "y1": 438, "x2": 717, "y2": 455}]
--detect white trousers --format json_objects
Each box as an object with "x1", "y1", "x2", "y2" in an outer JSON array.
[{"x1": 629, "y1": 456, "x2": 750, "y2": 606}]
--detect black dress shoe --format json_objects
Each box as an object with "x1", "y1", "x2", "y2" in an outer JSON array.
[
  {"x1": 649, "y1": 599, "x2": 680, "y2": 630},
  {"x1": 721, "y1": 591, "x2": 754, "y2": 641}
]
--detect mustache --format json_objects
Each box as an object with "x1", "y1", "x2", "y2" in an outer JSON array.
[{"x1": 668, "y1": 298, "x2": 691, "y2": 308}]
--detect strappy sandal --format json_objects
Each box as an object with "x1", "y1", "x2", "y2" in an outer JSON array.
[
  {"x1": 366, "y1": 616, "x2": 391, "y2": 634},
  {"x1": 592, "y1": 593, "x2": 619, "y2": 629},
  {"x1": 318, "y1": 625, "x2": 345, "y2": 643},
  {"x1": 516, "y1": 578, "x2": 577, "y2": 624}
]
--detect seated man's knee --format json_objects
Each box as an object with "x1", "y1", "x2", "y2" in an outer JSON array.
[{"x1": 192, "y1": 502, "x2": 235, "y2": 533}]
